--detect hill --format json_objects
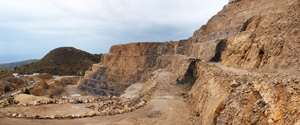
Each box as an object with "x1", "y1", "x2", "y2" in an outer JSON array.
[
  {"x1": 2, "y1": 0, "x2": 300, "y2": 124},
  {"x1": 15, "y1": 47, "x2": 102, "y2": 75},
  {"x1": 0, "y1": 59, "x2": 38, "y2": 70}
]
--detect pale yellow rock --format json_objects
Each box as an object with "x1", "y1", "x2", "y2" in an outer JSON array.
[{"x1": 273, "y1": 111, "x2": 283, "y2": 122}]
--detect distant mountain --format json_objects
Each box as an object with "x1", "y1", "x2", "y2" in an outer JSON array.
[
  {"x1": 15, "y1": 47, "x2": 102, "y2": 75},
  {"x1": 0, "y1": 59, "x2": 39, "y2": 69}
]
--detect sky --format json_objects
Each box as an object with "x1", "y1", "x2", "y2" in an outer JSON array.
[{"x1": 0, "y1": 0, "x2": 228, "y2": 63}]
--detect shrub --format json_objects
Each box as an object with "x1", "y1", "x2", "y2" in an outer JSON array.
[
  {"x1": 229, "y1": 0, "x2": 241, "y2": 4},
  {"x1": 25, "y1": 88, "x2": 30, "y2": 94},
  {"x1": 4, "y1": 86, "x2": 10, "y2": 92}
]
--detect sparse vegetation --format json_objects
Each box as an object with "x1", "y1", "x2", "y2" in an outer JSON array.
[
  {"x1": 0, "y1": 59, "x2": 38, "y2": 70},
  {"x1": 0, "y1": 76, "x2": 27, "y2": 94},
  {"x1": 229, "y1": 0, "x2": 241, "y2": 4},
  {"x1": 4, "y1": 85, "x2": 10, "y2": 92},
  {"x1": 24, "y1": 88, "x2": 30, "y2": 94},
  {"x1": 7, "y1": 77, "x2": 26, "y2": 85},
  {"x1": 15, "y1": 47, "x2": 102, "y2": 75},
  {"x1": 0, "y1": 68, "x2": 13, "y2": 78}
]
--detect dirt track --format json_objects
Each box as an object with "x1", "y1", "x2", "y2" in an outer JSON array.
[{"x1": 0, "y1": 70, "x2": 193, "y2": 125}]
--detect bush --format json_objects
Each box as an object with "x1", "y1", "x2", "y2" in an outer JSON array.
[
  {"x1": 4, "y1": 86, "x2": 10, "y2": 92},
  {"x1": 7, "y1": 77, "x2": 26, "y2": 85},
  {"x1": 229, "y1": 0, "x2": 241, "y2": 4},
  {"x1": 24, "y1": 88, "x2": 30, "y2": 94}
]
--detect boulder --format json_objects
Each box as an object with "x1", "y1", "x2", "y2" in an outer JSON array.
[
  {"x1": 88, "y1": 111, "x2": 96, "y2": 117},
  {"x1": 118, "y1": 109, "x2": 124, "y2": 114},
  {"x1": 11, "y1": 113, "x2": 17, "y2": 117},
  {"x1": 45, "y1": 116, "x2": 50, "y2": 119},
  {"x1": 95, "y1": 112, "x2": 101, "y2": 116},
  {"x1": 101, "y1": 110, "x2": 108, "y2": 116},
  {"x1": 31, "y1": 115, "x2": 37, "y2": 119},
  {"x1": 130, "y1": 107, "x2": 135, "y2": 112},
  {"x1": 61, "y1": 114, "x2": 66, "y2": 119},
  {"x1": 6, "y1": 113, "x2": 11, "y2": 117},
  {"x1": 37, "y1": 115, "x2": 44, "y2": 119},
  {"x1": 82, "y1": 113, "x2": 88, "y2": 117},
  {"x1": 108, "y1": 109, "x2": 116, "y2": 115},
  {"x1": 124, "y1": 105, "x2": 129, "y2": 112},
  {"x1": 54, "y1": 115, "x2": 61, "y2": 119}
]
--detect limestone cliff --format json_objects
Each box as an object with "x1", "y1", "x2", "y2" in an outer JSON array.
[
  {"x1": 78, "y1": 0, "x2": 300, "y2": 124},
  {"x1": 78, "y1": 42, "x2": 191, "y2": 96}
]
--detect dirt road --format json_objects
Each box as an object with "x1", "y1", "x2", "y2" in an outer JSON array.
[{"x1": 0, "y1": 70, "x2": 192, "y2": 125}]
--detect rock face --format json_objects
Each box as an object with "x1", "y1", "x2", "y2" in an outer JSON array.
[
  {"x1": 78, "y1": 42, "x2": 191, "y2": 96},
  {"x1": 78, "y1": 0, "x2": 300, "y2": 124},
  {"x1": 187, "y1": 62, "x2": 300, "y2": 125}
]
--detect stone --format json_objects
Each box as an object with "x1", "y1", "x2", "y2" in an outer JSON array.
[
  {"x1": 33, "y1": 101, "x2": 40, "y2": 106},
  {"x1": 108, "y1": 109, "x2": 116, "y2": 115},
  {"x1": 135, "y1": 104, "x2": 139, "y2": 109},
  {"x1": 101, "y1": 110, "x2": 108, "y2": 116},
  {"x1": 85, "y1": 104, "x2": 95, "y2": 108},
  {"x1": 45, "y1": 116, "x2": 50, "y2": 119},
  {"x1": 37, "y1": 115, "x2": 44, "y2": 119},
  {"x1": 55, "y1": 115, "x2": 61, "y2": 119},
  {"x1": 6, "y1": 113, "x2": 11, "y2": 117},
  {"x1": 130, "y1": 107, "x2": 135, "y2": 112},
  {"x1": 82, "y1": 113, "x2": 88, "y2": 117},
  {"x1": 96, "y1": 112, "x2": 101, "y2": 116},
  {"x1": 11, "y1": 113, "x2": 17, "y2": 117},
  {"x1": 274, "y1": 111, "x2": 283, "y2": 122},
  {"x1": 31, "y1": 115, "x2": 37, "y2": 119},
  {"x1": 231, "y1": 80, "x2": 239, "y2": 88},
  {"x1": 88, "y1": 111, "x2": 96, "y2": 117},
  {"x1": 61, "y1": 114, "x2": 66, "y2": 119},
  {"x1": 118, "y1": 109, "x2": 124, "y2": 114},
  {"x1": 124, "y1": 105, "x2": 129, "y2": 112}
]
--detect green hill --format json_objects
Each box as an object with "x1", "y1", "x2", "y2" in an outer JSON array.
[{"x1": 16, "y1": 47, "x2": 102, "y2": 75}]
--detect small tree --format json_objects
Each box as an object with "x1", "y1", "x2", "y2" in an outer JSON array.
[
  {"x1": 14, "y1": 66, "x2": 18, "y2": 70},
  {"x1": 24, "y1": 88, "x2": 30, "y2": 94},
  {"x1": 4, "y1": 86, "x2": 10, "y2": 92}
]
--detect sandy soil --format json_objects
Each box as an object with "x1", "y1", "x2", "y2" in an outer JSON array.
[
  {"x1": 2, "y1": 103, "x2": 96, "y2": 116},
  {"x1": 0, "y1": 70, "x2": 193, "y2": 125}
]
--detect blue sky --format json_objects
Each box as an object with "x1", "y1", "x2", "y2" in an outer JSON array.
[{"x1": 0, "y1": 0, "x2": 228, "y2": 63}]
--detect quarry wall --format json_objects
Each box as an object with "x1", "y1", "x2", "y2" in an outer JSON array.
[{"x1": 79, "y1": 0, "x2": 300, "y2": 124}]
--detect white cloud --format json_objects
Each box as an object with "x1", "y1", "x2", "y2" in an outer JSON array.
[{"x1": 0, "y1": 0, "x2": 228, "y2": 63}]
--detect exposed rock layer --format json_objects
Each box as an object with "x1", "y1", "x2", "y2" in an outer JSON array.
[
  {"x1": 78, "y1": 42, "x2": 191, "y2": 96},
  {"x1": 79, "y1": 0, "x2": 300, "y2": 124}
]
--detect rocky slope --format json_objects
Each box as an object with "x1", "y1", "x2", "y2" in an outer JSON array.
[{"x1": 78, "y1": 0, "x2": 300, "y2": 124}]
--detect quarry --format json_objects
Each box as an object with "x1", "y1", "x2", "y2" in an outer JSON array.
[{"x1": 1, "y1": 0, "x2": 300, "y2": 124}]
